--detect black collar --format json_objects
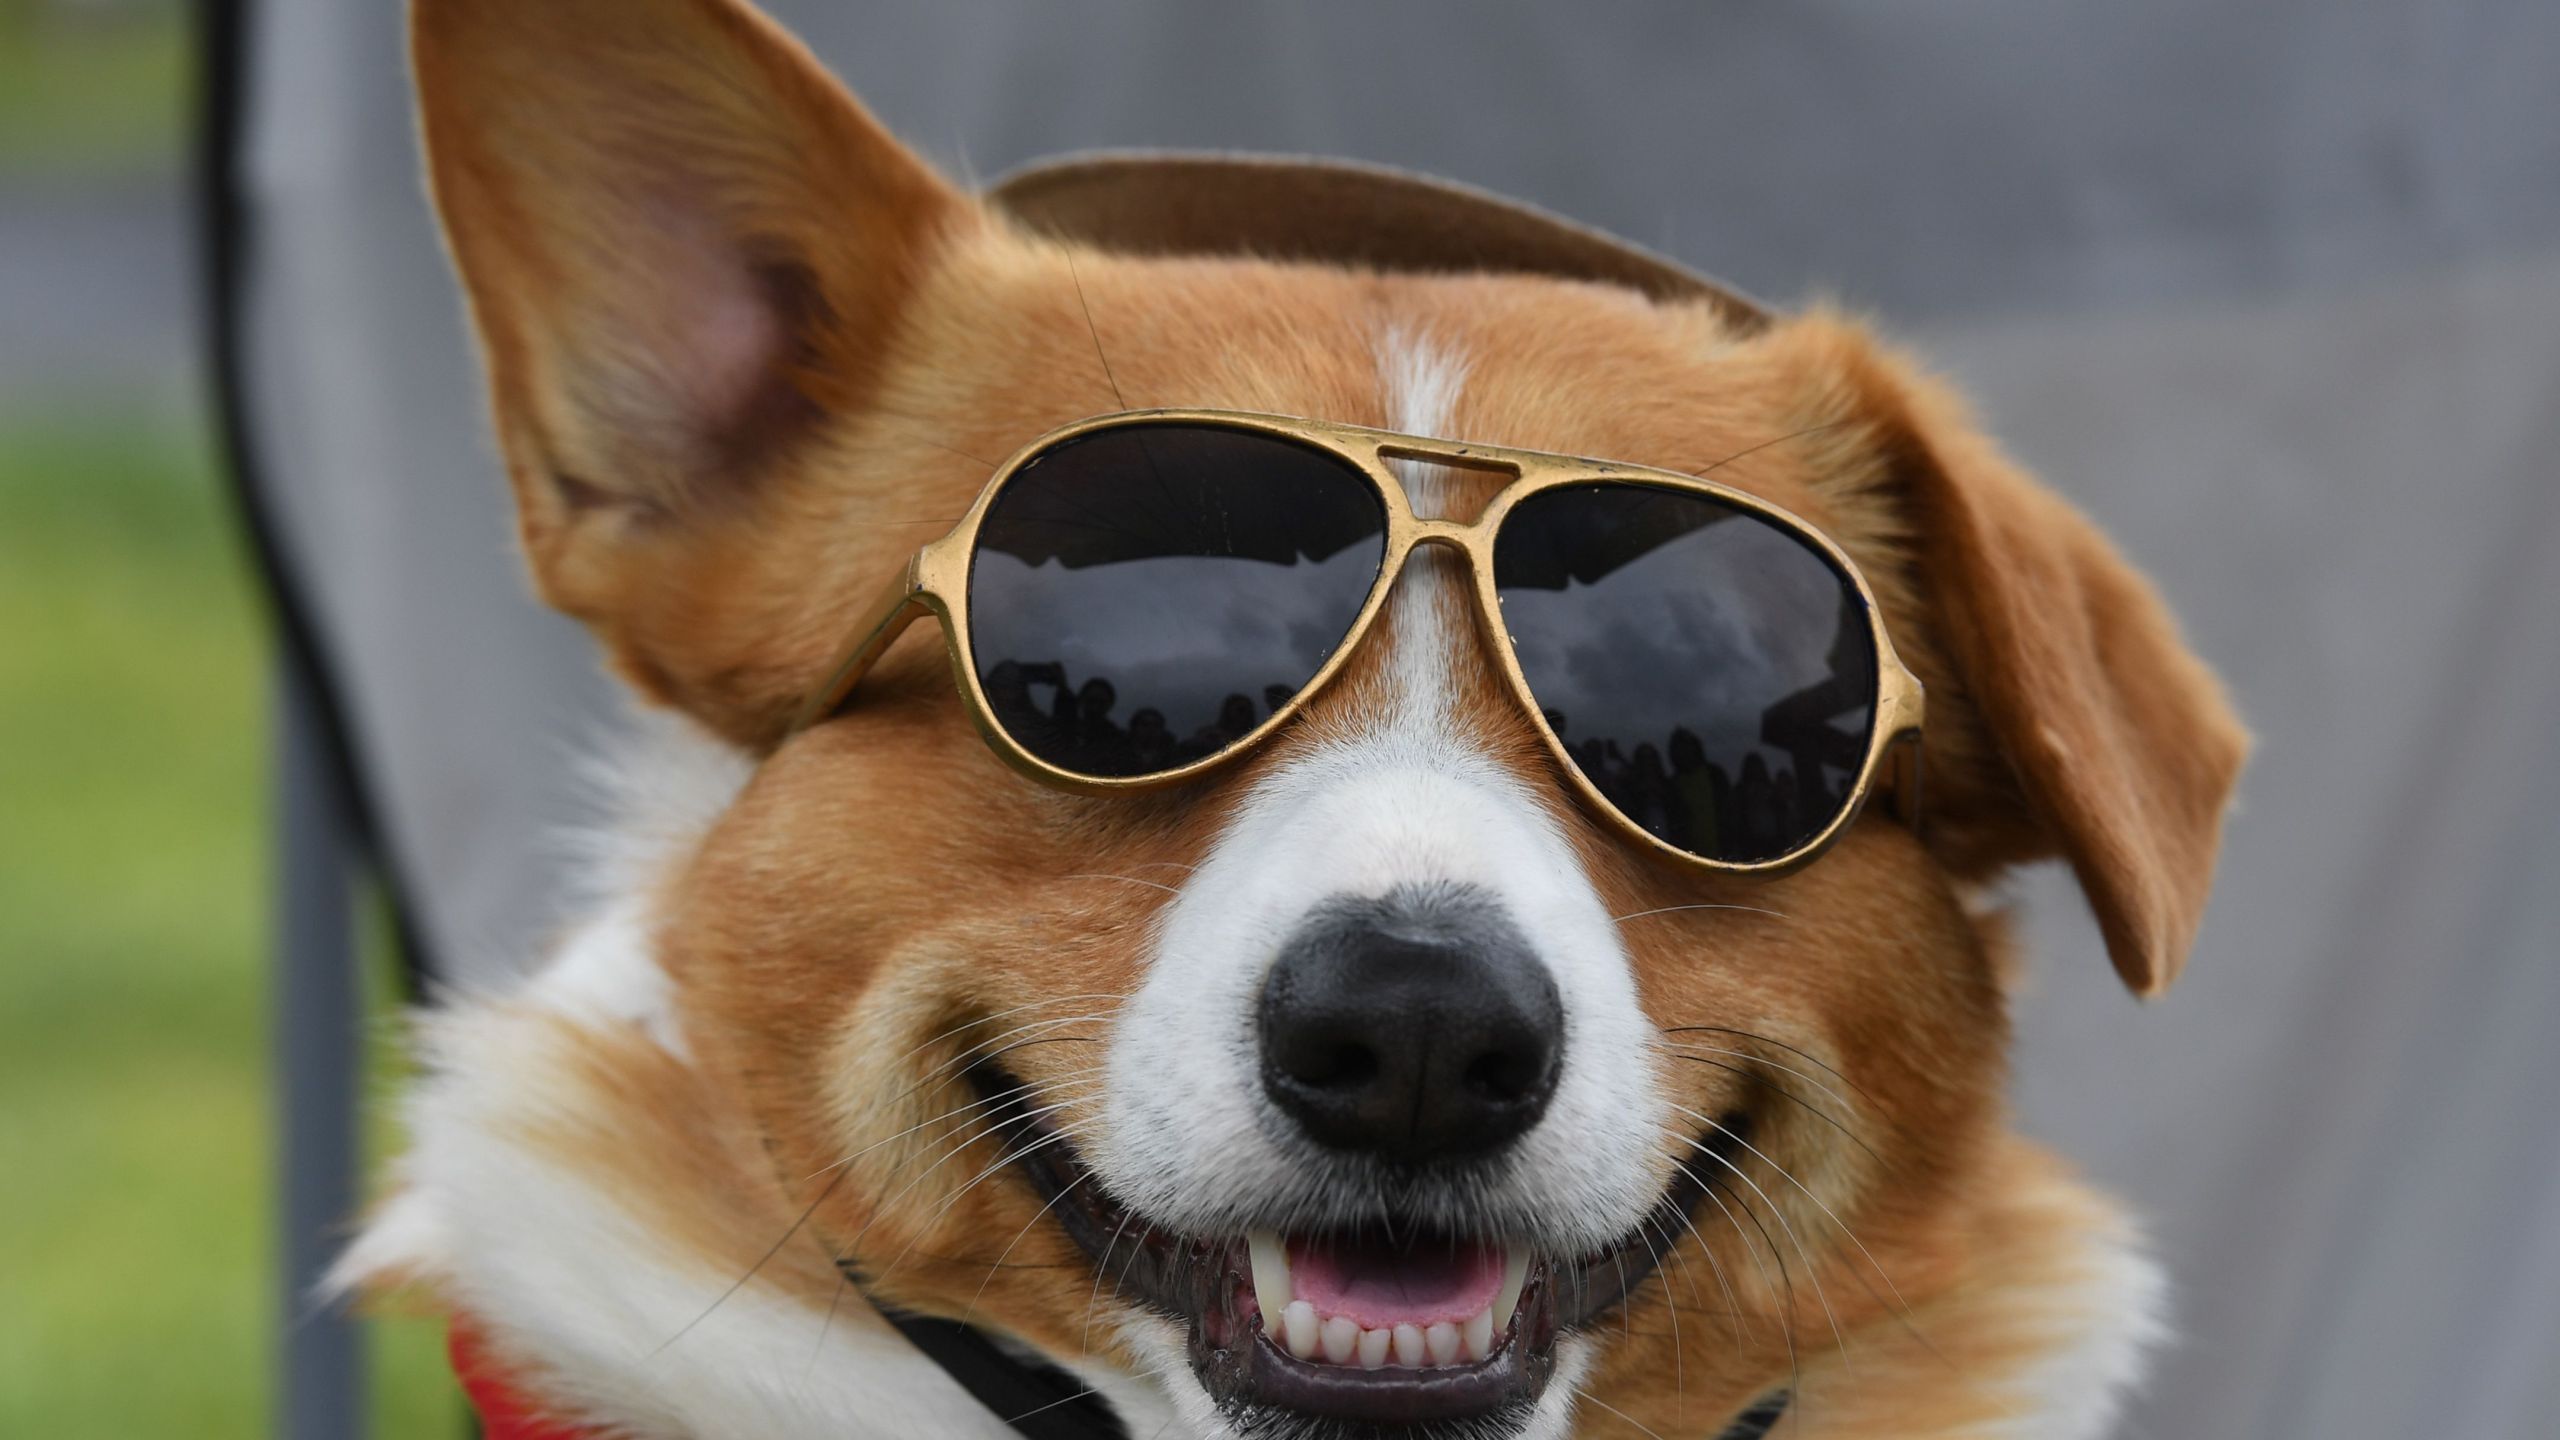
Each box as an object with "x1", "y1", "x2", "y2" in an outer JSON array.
[
  {"x1": 870, "y1": 1292, "x2": 1790, "y2": 1440},
  {"x1": 871, "y1": 1301, "x2": 1130, "y2": 1440},
  {"x1": 1719, "y1": 1390, "x2": 1794, "y2": 1439}
]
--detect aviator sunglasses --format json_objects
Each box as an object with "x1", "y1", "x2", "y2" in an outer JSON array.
[{"x1": 792, "y1": 411, "x2": 1924, "y2": 875}]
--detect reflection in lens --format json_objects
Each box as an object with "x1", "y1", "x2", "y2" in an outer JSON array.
[
  {"x1": 969, "y1": 424, "x2": 1388, "y2": 777},
  {"x1": 1494, "y1": 484, "x2": 1878, "y2": 863}
]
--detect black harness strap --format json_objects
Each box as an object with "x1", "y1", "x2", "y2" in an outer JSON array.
[
  {"x1": 869, "y1": 1301, "x2": 1132, "y2": 1440},
  {"x1": 1717, "y1": 1390, "x2": 1793, "y2": 1439}
]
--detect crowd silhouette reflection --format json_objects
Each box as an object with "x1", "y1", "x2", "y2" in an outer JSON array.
[
  {"x1": 983, "y1": 659, "x2": 1292, "y2": 776},
  {"x1": 1552, "y1": 712, "x2": 1858, "y2": 861},
  {"x1": 983, "y1": 651, "x2": 1868, "y2": 862},
  {"x1": 1544, "y1": 607, "x2": 1873, "y2": 859}
]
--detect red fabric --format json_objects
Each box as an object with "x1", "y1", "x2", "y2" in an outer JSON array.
[{"x1": 448, "y1": 1320, "x2": 600, "y2": 1440}]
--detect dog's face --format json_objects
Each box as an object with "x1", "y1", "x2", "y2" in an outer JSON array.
[{"x1": 415, "y1": 2, "x2": 2245, "y2": 1435}]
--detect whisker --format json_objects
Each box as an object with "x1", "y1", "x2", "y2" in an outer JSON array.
[
  {"x1": 1660, "y1": 1040, "x2": 1865, "y2": 1128},
  {"x1": 1663, "y1": 1105, "x2": 1851, "y2": 1365},
  {"x1": 797, "y1": 1065, "x2": 1093, "y2": 1368},
  {"x1": 1677, "y1": 1100, "x2": 1919, "y2": 1332},
  {"x1": 1065, "y1": 872, "x2": 1183, "y2": 896},
  {"x1": 1614, "y1": 902, "x2": 1793, "y2": 924},
  {"x1": 805, "y1": 1051, "x2": 1109, "y2": 1186},
  {"x1": 1582, "y1": 1391, "x2": 1671, "y2": 1440},
  {"x1": 806, "y1": 1266, "x2": 851, "y2": 1379},
  {"x1": 962, "y1": 1168, "x2": 1098, "y2": 1325},
  {"x1": 933, "y1": 1013, "x2": 1115, "y2": 1068},
  {"x1": 1645, "y1": 1211, "x2": 1707, "y2": 1311},
  {"x1": 887, "y1": 1251, "x2": 1091, "y2": 1272},
  {"x1": 1626, "y1": 1219, "x2": 1684, "y2": 1424},
  {"x1": 1664, "y1": 1020, "x2": 1930, "y2": 1149},
  {"x1": 1098, "y1": 1219, "x2": 1159, "y2": 1341},
  {"x1": 1064, "y1": 247, "x2": 1128, "y2": 410},
  {"x1": 998, "y1": 1378, "x2": 1112, "y2": 1430},
  {"x1": 869, "y1": 1120, "x2": 1094, "y2": 1286},
  {"x1": 1608, "y1": 1244, "x2": 1634, "y2": 1351},
  {"x1": 1080, "y1": 1207, "x2": 1142, "y2": 1357},
  {"x1": 1652, "y1": 1172, "x2": 1749, "y2": 1345},
  {"x1": 905, "y1": 437, "x2": 999, "y2": 471},
  {"x1": 804, "y1": 1064, "x2": 1086, "y2": 1183},
  {"x1": 896, "y1": 994, "x2": 1131, "y2": 1068},
  {"x1": 1665, "y1": 1143, "x2": 1789, "y2": 1362},
  {"x1": 1684, "y1": 421, "x2": 1851, "y2": 479},
  {"x1": 842, "y1": 1095, "x2": 1092, "y2": 1262},
  {"x1": 652, "y1": 1163, "x2": 849, "y2": 1358},
  {"x1": 1669, "y1": 1132, "x2": 1832, "y2": 1383},
  {"x1": 1708, "y1": 1170, "x2": 1805, "y2": 1403},
  {"x1": 1664, "y1": 1052, "x2": 1884, "y2": 1166},
  {"x1": 887, "y1": 1017, "x2": 1113, "y2": 1107},
  {"x1": 1660, "y1": 1024, "x2": 1881, "y2": 1111}
]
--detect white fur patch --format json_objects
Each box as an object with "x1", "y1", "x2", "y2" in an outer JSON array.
[
  {"x1": 1989, "y1": 1219, "x2": 2170, "y2": 1440},
  {"x1": 504, "y1": 710, "x2": 753, "y2": 1054},
  {"x1": 1378, "y1": 323, "x2": 1468, "y2": 722},
  {"x1": 335, "y1": 715, "x2": 1023, "y2": 1438},
  {"x1": 344, "y1": 995, "x2": 1018, "y2": 1439},
  {"x1": 558, "y1": 705, "x2": 756, "y2": 915}
]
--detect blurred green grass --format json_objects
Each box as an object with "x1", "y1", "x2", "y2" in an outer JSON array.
[
  {"x1": 0, "y1": 0, "x2": 192, "y2": 179},
  {"x1": 0, "y1": 414, "x2": 455, "y2": 1435},
  {"x1": 3, "y1": 0, "x2": 464, "y2": 1431}
]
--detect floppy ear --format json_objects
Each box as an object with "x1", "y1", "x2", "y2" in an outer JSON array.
[
  {"x1": 411, "y1": 0, "x2": 969, "y2": 727},
  {"x1": 1812, "y1": 323, "x2": 2249, "y2": 996}
]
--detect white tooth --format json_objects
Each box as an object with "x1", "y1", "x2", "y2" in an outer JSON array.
[
  {"x1": 1320, "y1": 1315, "x2": 1360, "y2": 1365},
  {"x1": 1357, "y1": 1327, "x2": 1391, "y2": 1370},
  {"x1": 1461, "y1": 1306, "x2": 1494, "y2": 1361},
  {"x1": 1283, "y1": 1301, "x2": 1322, "y2": 1359},
  {"x1": 1392, "y1": 1323, "x2": 1427, "y2": 1367},
  {"x1": 1247, "y1": 1229, "x2": 1294, "y2": 1322},
  {"x1": 1425, "y1": 1321, "x2": 1462, "y2": 1365},
  {"x1": 1492, "y1": 1249, "x2": 1530, "y2": 1331}
]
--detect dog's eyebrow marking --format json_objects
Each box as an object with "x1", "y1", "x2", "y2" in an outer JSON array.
[{"x1": 1373, "y1": 327, "x2": 1472, "y2": 732}]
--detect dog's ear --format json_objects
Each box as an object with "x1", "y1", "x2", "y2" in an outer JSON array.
[
  {"x1": 1794, "y1": 319, "x2": 2249, "y2": 997},
  {"x1": 411, "y1": 0, "x2": 969, "y2": 728}
]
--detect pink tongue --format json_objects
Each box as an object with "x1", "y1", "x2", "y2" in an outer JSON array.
[{"x1": 1286, "y1": 1236, "x2": 1503, "y2": 1329}]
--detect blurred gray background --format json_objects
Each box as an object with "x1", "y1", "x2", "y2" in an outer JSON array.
[{"x1": 227, "y1": 2, "x2": 2560, "y2": 1435}]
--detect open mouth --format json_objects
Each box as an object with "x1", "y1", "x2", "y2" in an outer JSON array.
[
  {"x1": 1216, "y1": 1225, "x2": 1548, "y2": 1428},
  {"x1": 971, "y1": 1061, "x2": 1739, "y2": 1434}
]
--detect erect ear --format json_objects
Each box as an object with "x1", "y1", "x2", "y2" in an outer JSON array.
[
  {"x1": 1799, "y1": 319, "x2": 2249, "y2": 996},
  {"x1": 411, "y1": 0, "x2": 969, "y2": 720}
]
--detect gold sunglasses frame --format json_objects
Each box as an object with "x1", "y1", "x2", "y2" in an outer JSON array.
[{"x1": 791, "y1": 409, "x2": 1925, "y2": 878}]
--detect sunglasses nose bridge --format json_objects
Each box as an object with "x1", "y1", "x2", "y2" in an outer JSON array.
[
  {"x1": 1404, "y1": 519, "x2": 1483, "y2": 552},
  {"x1": 1391, "y1": 523, "x2": 1490, "y2": 599}
]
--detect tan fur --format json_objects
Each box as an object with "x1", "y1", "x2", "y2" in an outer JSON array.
[{"x1": 379, "y1": 0, "x2": 2248, "y2": 1432}]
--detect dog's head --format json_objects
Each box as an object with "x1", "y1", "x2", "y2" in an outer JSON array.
[{"x1": 414, "y1": 1, "x2": 2245, "y2": 1434}]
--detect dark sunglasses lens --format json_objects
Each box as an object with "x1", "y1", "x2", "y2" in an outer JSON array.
[
  {"x1": 1494, "y1": 484, "x2": 1879, "y2": 864},
  {"x1": 968, "y1": 424, "x2": 1388, "y2": 778}
]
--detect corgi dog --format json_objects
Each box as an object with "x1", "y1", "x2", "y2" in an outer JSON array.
[{"x1": 338, "y1": 1, "x2": 2248, "y2": 1437}]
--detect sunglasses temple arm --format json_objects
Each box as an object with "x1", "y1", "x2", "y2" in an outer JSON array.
[
  {"x1": 1881, "y1": 730, "x2": 1926, "y2": 835},
  {"x1": 784, "y1": 562, "x2": 931, "y2": 738}
]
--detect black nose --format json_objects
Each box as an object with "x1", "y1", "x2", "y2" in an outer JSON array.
[{"x1": 1257, "y1": 885, "x2": 1564, "y2": 1164}]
